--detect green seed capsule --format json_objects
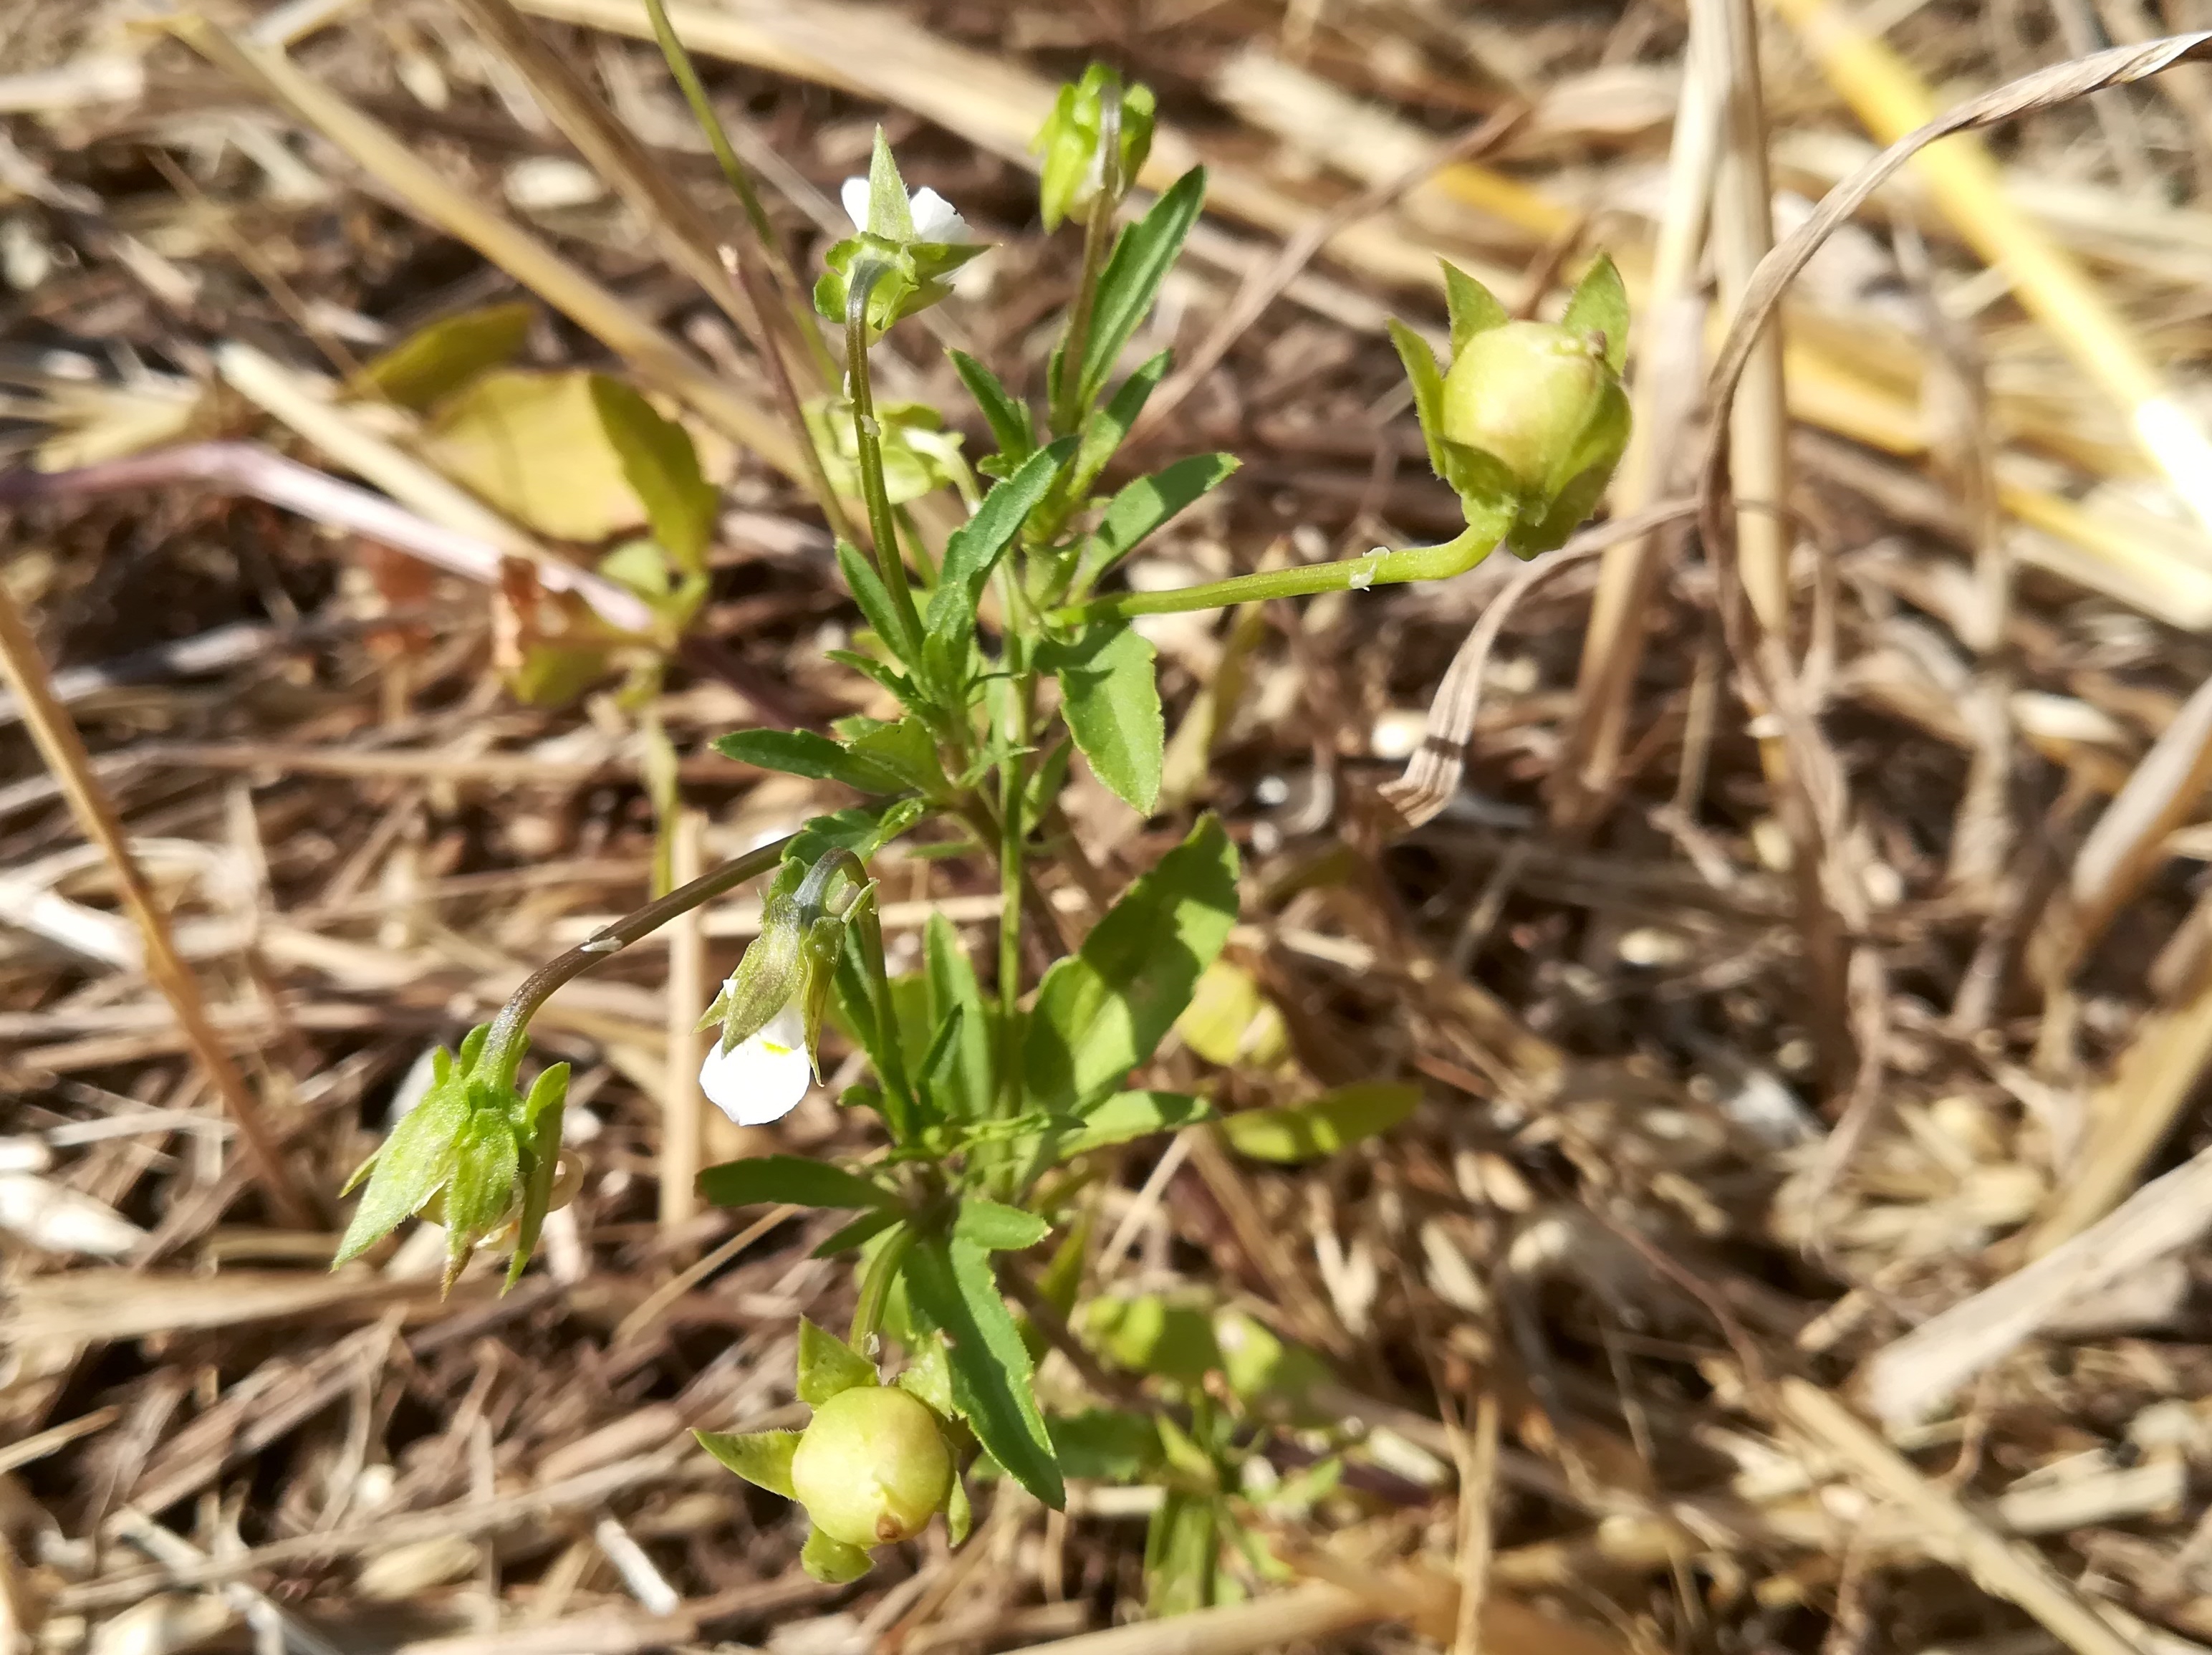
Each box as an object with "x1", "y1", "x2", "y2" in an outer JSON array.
[
  {"x1": 1438, "y1": 320, "x2": 1607, "y2": 489},
  {"x1": 790, "y1": 1386, "x2": 953, "y2": 1548}
]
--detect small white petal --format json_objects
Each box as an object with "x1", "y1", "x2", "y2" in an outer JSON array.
[
  {"x1": 699, "y1": 1002, "x2": 812, "y2": 1126},
  {"x1": 841, "y1": 177, "x2": 872, "y2": 234},
  {"x1": 907, "y1": 187, "x2": 968, "y2": 243}
]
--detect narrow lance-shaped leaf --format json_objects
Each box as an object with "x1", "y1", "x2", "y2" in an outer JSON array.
[
  {"x1": 954, "y1": 1198, "x2": 1051, "y2": 1252},
  {"x1": 925, "y1": 436, "x2": 1077, "y2": 658},
  {"x1": 1074, "y1": 167, "x2": 1206, "y2": 412},
  {"x1": 1065, "y1": 347, "x2": 1171, "y2": 505},
  {"x1": 713, "y1": 729, "x2": 909, "y2": 795},
  {"x1": 696, "y1": 1155, "x2": 894, "y2": 1210},
  {"x1": 904, "y1": 1236, "x2": 1065, "y2": 1509},
  {"x1": 1072, "y1": 451, "x2": 1238, "y2": 593},
  {"x1": 951, "y1": 350, "x2": 1038, "y2": 469},
  {"x1": 924, "y1": 914, "x2": 994, "y2": 1120}
]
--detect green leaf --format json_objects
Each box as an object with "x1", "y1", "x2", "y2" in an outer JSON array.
[
  {"x1": 946, "y1": 1469, "x2": 973, "y2": 1546},
  {"x1": 802, "y1": 1526, "x2": 874, "y2": 1583},
  {"x1": 925, "y1": 437, "x2": 1076, "y2": 656},
  {"x1": 813, "y1": 1207, "x2": 901, "y2": 1260},
  {"x1": 1441, "y1": 260, "x2": 1509, "y2": 355},
  {"x1": 904, "y1": 1237, "x2": 1064, "y2": 1509},
  {"x1": 955, "y1": 1199, "x2": 1050, "y2": 1252},
  {"x1": 836, "y1": 715, "x2": 948, "y2": 795},
  {"x1": 836, "y1": 537, "x2": 920, "y2": 663},
  {"x1": 1076, "y1": 167, "x2": 1206, "y2": 411},
  {"x1": 1145, "y1": 1492, "x2": 1220, "y2": 1616},
  {"x1": 1040, "y1": 622, "x2": 1162, "y2": 814},
  {"x1": 924, "y1": 914, "x2": 994, "y2": 1121},
  {"x1": 352, "y1": 301, "x2": 534, "y2": 410},
  {"x1": 1085, "y1": 1292, "x2": 1221, "y2": 1383},
  {"x1": 1216, "y1": 1082, "x2": 1420, "y2": 1164},
  {"x1": 1059, "y1": 1090, "x2": 1211, "y2": 1157},
  {"x1": 1561, "y1": 252, "x2": 1630, "y2": 373},
  {"x1": 784, "y1": 799, "x2": 928, "y2": 870},
  {"x1": 896, "y1": 1333, "x2": 956, "y2": 1417},
  {"x1": 1388, "y1": 320, "x2": 1450, "y2": 485},
  {"x1": 332, "y1": 1074, "x2": 466, "y2": 1267},
  {"x1": 505, "y1": 1062, "x2": 570, "y2": 1290},
  {"x1": 696, "y1": 1155, "x2": 893, "y2": 1210},
  {"x1": 713, "y1": 729, "x2": 907, "y2": 795},
  {"x1": 589, "y1": 376, "x2": 717, "y2": 575},
  {"x1": 695, "y1": 1428, "x2": 799, "y2": 1497},
  {"x1": 1023, "y1": 815, "x2": 1240, "y2": 1113},
  {"x1": 1049, "y1": 1409, "x2": 1160, "y2": 1481},
  {"x1": 1073, "y1": 451, "x2": 1238, "y2": 593},
  {"x1": 1066, "y1": 348, "x2": 1171, "y2": 506},
  {"x1": 798, "y1": 1315, "x2": 880, "y2": 1403},
  {"x1": 951, "y1": 350, "x2": 1037, "y2": 467}
]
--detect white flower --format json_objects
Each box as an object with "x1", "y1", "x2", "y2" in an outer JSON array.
[
  {"x1": 841, "y1": 177, "x2": 970, "y2": 244},
  {"x1": 699, "y1": 999, "x2": 812, "y2": 1126}
]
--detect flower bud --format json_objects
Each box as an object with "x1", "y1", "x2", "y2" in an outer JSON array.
[
  {"x1": 1438, "y1": 320, "x2": 1608, "y2": 491},
  {"x1": 789, "y1": 1385, "x2": 953, "y2": 1548}
]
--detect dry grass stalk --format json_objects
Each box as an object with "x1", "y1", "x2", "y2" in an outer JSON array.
[
  {"x1": 1779, "y1": 1381, "x2": 2143, "y2": 1655},
  {"x1": 172, "y1": 16, "x2": 806, "y2": 480},
  {"x1": 1765, "y1": 0, "x2": 2212, "y2": 536},
  {"x1": 0, "y1": 583, "x2": 314, "y2": 1230},
  {"x1": 659, "y1": 807, "x2": 706, "y2": 1234}
]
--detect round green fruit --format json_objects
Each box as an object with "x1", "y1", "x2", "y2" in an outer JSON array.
[
  {"x1": 790, "y1": 1385, "x2": 953, "y2": 1548},
  {"x1": 1438, "y1": 320, "x2": 1607, "y2": 489}
]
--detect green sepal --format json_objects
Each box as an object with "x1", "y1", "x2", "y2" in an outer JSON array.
[
  {"x1": 946, "y1": 1470, "x2": 973, "y2": 1547},
  {"x1": 798, "y1": 1315, "x2": 880, "y2": 1404},
  {"x1": 1441, "y1": 260, "x2": 1509, "y2": 355},
  {"x1": 1388, "y1": 320, "x2": 1450, "y2": 486},
  {"x1": 802, "y1": 1526, "x2": 875, "y2": 1583},
  {"x1": 695, "y1": 1427, "x2": 799, "y2": 1498},
  {"x1": 1560, "y1": 252, "x2": 1630, "y2": 373},
  {"x1": 504, "y1": 1062, "x2": 570, "y2": 1290}
]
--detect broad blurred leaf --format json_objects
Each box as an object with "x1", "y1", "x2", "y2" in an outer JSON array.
[
  {"x1": 354, "y1": 301, "x2": 533, "y2": 409},
  {"x1": 1085, "y1": 1292, "x2": 1221, "y2": 1383},
  {"x1": 1053, "y1": 1089, "x2": 1209, "y2": 1158},
  {"x1": 1217, "y1": 1082, "x2": 1419, "y2": 1164},
  {"x1": 1175, "y1": 960, "x2": 1288, "y2": 1068},
  {"x1": 1023, "y1": 816, "x2": 1239, "y2": 1113},
  {"x1": 424, "y1": 369, "x2": 645, "y2": 542},
  {"x1": 590, "y1": 375, "x2": 717, "y2": 574},
  {"x1": 1049, "y1": 1409, "x2": 1160, "y2": 1481}
]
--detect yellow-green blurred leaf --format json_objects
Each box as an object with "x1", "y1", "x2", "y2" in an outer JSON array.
[
  {"x1": 423, "y1": 368, "x2": 643, "y2": 542},
  {"x1": 590, "y1": 375, "x2": 717, "y2": 574},
  {"x1": 1175, "y1": 959, "x2": 1288, "y2": 1068},
  {"x1": 1217, "y1": 1083, "x2": 1419, "y2": 1164},
  {"x1": 354, "y1": 302, "x2": 534, "y2": 410}
]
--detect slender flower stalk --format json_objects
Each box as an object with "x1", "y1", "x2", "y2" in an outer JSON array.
[
  {"x1": 844, "y1": 264, "x2": 930, "y2": 650},
  {"x1": 1051, "y1": 525, "x2": 1494, "y2": 625},
  {"x1": 1048, "y1": 81, "x2": 1122, "y2": 437}
]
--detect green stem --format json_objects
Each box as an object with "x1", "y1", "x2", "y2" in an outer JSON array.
[
  {"x1": 482, "y1": 836, "x2": 792, "y2": 1092},
  {"x1": 1048, "y1": 84, "x2": 1123, "y2": 436},
  {"x1": 1049, "y1": 525, "x2": 1496, "y2": 626},
  {"x1": 845, "y1": 266, "x2": 928, "y2": 652},
  {"x1": 842, "y1": 883, "x2": 918, "y2": 1143},
  {"x1": 991, "y1": 566, "x2": 1038, "y2": 1121},
  {"x1": 850, "y1": 1219, "x2": 917, "y2": 1349}
]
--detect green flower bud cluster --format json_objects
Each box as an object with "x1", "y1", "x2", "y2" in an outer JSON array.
[
  {"x1": 815, "y1": 129, "x2": 987, "y2": 340},
  {"x1": 332, "y1": 1026, "x2": 572, "y2": 1292},
  {"x1": 696, "y1": 1318, "x2": 965, "y2": 1583},
  {"x1": 1033, "y1": 64, "x2": 1155, "y2": 231},
  {"x1": 1392, "y1": 255, "x2": 1632, "y2": 557}
]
